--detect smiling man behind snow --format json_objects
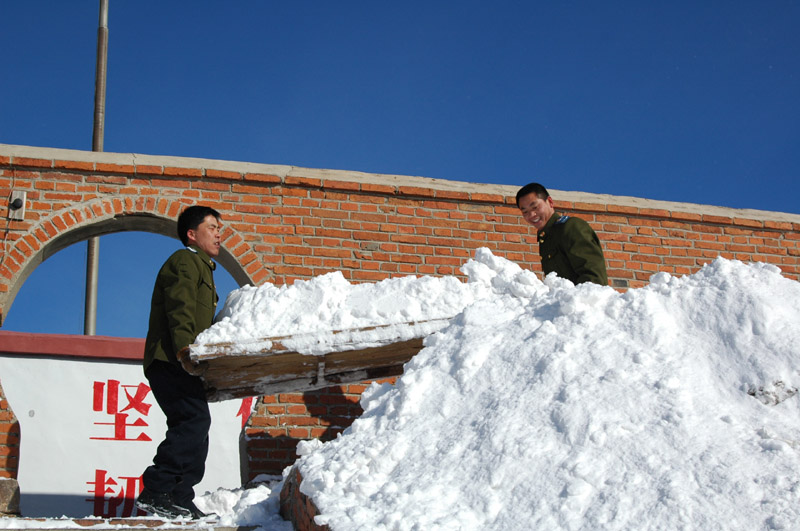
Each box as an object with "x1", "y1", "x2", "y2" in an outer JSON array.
[{"x1": 516, "y1": 182, "x2": 608, "y2": 286}]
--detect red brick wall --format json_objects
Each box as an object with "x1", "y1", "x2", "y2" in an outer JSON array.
[
  {"x1": 246, "y1": 381, "x2": 390, "y2": 479},
  {"x1": 2, "y1": 143, "x2": 800, "y2": 480}
]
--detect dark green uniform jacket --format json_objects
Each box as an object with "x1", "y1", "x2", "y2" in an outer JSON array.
[
  {"x1": 537, "y1": 213, "x2": 608, "y2": 286},
  {"x1": 143, "y1": 245, "x2": 218, "y2": 370}
]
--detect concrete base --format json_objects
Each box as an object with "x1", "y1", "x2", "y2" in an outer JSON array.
[{"x1": 0, "y1": 478, "x2": 20, "y2": 515}]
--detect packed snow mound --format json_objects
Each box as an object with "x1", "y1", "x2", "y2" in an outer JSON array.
[
  {"x1": 292, "y1": 253, "x2": 800, "y2": 530},
  {"x1": 195, "y1": 248, "x2": 538, "y2": 354}
]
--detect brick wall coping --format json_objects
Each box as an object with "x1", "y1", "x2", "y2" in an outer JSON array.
[
  {"x1": 3, "y1": 143, "x2": 798, "y2": 224},
  {"x1": 0, "y1": 330, "x2": 143, "y2": 361}
]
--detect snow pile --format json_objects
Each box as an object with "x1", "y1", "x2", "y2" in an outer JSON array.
[
  {"x1": 286, "y1": 251, "x2": 800, "y2": 530},
  {"x1": 195, "y1": 265, "x2": 494, "y2": 355}
]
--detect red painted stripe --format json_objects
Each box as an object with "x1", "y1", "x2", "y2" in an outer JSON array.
[{"x1": 0, "y1": 331, "x2": 144, "y2": 361}]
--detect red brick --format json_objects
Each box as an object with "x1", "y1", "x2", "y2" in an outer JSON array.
[
  {"x1": 205, "y1": 169, "x2": 241, "y2": 180},
  {"x1": 55, "y1": 159, "x2": 93, "y2": 171},
  {"x1": 397, "y1": 186, "x2": 437, "y2": 198},
  {"x1": 12, "y1": 157, "x2": 52, "y2": 168},
  {"x1": 606, "y1": 204, "x2": 639, "y2": 215},
  {"x1": 96, "y1": 162, "x2": 135, "y2": 174},
  {"x1": 670, "y1": 211, "x2": 702, "y2": 222},
  {"x1": 135, "y1": 165, "x2": 163, "y2": 175},
  {"x1": 361, "y1": 183, "x2": 395, "y2": 194},
  {"x1": 702, "y1": 214, "x2": 734, "y2": 225},
  {"x1": 245, "y1": 172, "x2": 282, "y2": 184},
  {"x1": 162, "y1": 166, "x2": 202, "y2": 178}
]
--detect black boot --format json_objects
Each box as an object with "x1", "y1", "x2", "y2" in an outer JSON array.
[{"x1": 136, "y1": 488, "x2": 191, "y2": 519}]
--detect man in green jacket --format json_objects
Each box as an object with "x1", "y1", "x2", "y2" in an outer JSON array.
[
  {"x1": 136, "y1": 205, "x2": 221, "y2": 519},
  {"x1": 516, "y1": 182, "x2": 608, "y2": 286}
]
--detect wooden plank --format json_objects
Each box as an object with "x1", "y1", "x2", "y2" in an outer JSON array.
[{"x1": 179, "y1": 320, "x2": 449, "y2": 401}]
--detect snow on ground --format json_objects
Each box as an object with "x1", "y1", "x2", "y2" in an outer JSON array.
[
  {"x1": 196, "y1": 478, "x2": 291, "y2": 530},
  {"x1": 0, "y1": 477, "x2": 290, "y2": 530},
  {"x1": 2, "y1": 248, "x2": 799, "y2": 530}
]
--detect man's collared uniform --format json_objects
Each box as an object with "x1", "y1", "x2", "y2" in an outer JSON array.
[
  {"x1": 537, "y1": 213, "x2": 608, "y2": 286},
  {"x1": 144, "y1": 245, "x2": 218, "y2": 369}
]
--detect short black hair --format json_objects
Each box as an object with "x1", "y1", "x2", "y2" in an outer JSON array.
[
  {"x1": 515, "y1": 183, "x2": 550, "y2": 207},
  {"x1": 177, "y1": 205, "x2": 221, "y2": 246}
]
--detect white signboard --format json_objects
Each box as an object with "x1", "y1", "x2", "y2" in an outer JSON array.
[{"x1": 0, "y1": 355, "x2": 253, "y2": 518}]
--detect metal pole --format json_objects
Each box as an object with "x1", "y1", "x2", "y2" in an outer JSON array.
[
  {"x1": 92, "y1": 0, "x2": 108, "y2": 152},
  {"x1": 85, "y1": 238, "x2": 100, "y2": 336},
  {"x1": 85, "y1": 0, "x2": 109, "y2": 336}
]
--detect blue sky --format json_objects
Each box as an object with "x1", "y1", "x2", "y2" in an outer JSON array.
[{"x1": 2, "y1": 1, "x2": 798, "y2": 337}]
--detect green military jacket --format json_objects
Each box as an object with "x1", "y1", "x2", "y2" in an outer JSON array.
[
  {"x1": 143, "y1": 245, "x2": 218, "y2": 370},
  {"x1": 537, "y1": 213, "x2": 608, "y2": 286}
]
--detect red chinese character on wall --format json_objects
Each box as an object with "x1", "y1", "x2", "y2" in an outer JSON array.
[
  {"x1": 237, "y1": 396, "x2": 254, "y2": 429},
  {"x1": 91, "y1": 380, "x2": 153, "y2": 441},
  {"x1": 86, "y1": 469, "x2": 145, "y2": 517}
]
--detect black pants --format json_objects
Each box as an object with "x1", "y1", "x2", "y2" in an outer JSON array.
[{"x1": 142, "y1": 360, "x2": 211, "y2": 505}]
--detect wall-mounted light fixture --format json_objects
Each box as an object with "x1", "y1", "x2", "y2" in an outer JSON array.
[{"x1": 8, "y1": 191, "x2": 26, "y2": 221}]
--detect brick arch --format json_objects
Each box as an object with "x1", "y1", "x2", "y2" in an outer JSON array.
[{"x1": 0, "y1": 196, "x2": 268, "y2": 324}]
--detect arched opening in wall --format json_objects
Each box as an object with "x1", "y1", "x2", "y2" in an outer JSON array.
[{"x1": 2, "y1": 216, "x2": 246, "y2": 337}]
